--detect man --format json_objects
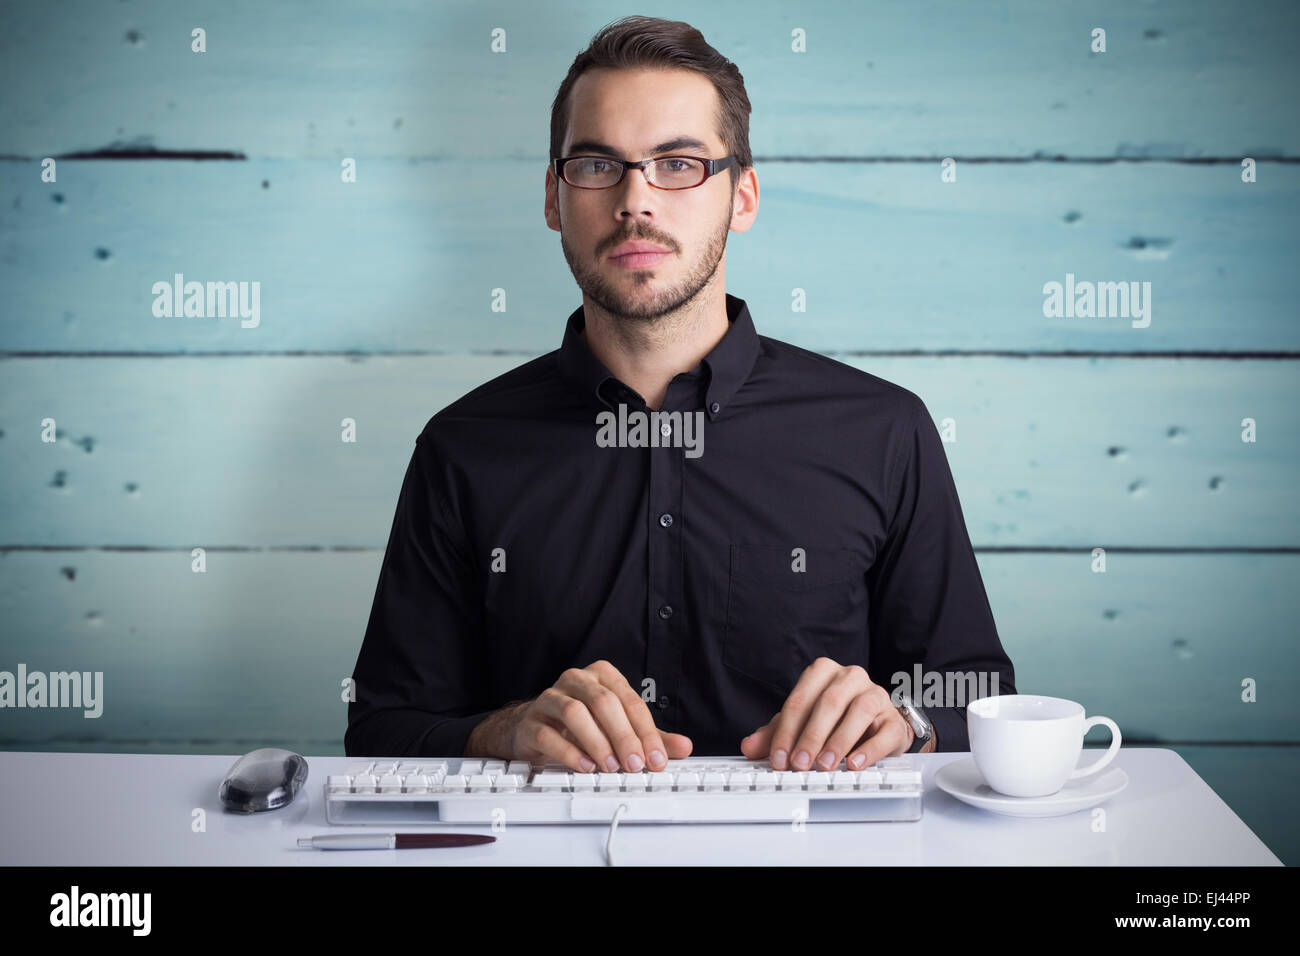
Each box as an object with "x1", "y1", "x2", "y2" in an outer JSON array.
[{"x1": 346, "y1": 16, "x2": 1015, "y2": 774}]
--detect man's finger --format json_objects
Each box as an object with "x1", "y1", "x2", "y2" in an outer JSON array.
[
  {"x1": 534, "y1": 687, "x2": 617, "y2": 772},
  {"x1": 769, "y1": 658, "x2": 841, "y2": 770},
  {"x1": 790, "y1": 665, "x2": 874, "y2": 770},
  {"x1": 659, "y1": 731, "x2": 694, "y2": 759},
  {"x1": 739, "y1": 715, "x2": 778, "y2": 758},
  {"x1": 845, "y1": 708, "x2": 911, "y2": 769},
  {"x1": 527, "y1": 718, "x2": 598, "y2": 772},
  {"x1": 569, "y1": 674, "x2": 646, "y2": 771},
  {"x1": 820, "y1": 689, "x2": 888, "y2": 770},
  {"x1": 590, "y1": 662, "x2": 671, "y2": 770}
]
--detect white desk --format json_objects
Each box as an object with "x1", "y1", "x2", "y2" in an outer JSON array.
[{"x1": 0, "y1": 748, "x2": 1280, "y2": 865}]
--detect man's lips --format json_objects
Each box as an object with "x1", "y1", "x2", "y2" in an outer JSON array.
[
  {"x1": 612, "y1": 251, "x2": 669, "y2": 268},
  {"x1": 610, "y1": 240, "x2": 671, "y2": 258},
  {"x1": 609, "y1": 241, "x2": 671, "y2": 268}
]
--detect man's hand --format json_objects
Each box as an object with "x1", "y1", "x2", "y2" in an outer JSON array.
[
  {"x1": 740, "y1": 657, "x2": 927, "y2": 770},
  {"x1": 465, "y1": 660, "x2": 692, "y2": 772}
]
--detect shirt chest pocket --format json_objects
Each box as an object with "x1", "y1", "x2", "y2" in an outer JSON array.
[{"x1": 722, "y1": 544, "x2": 867, "y2": 692}]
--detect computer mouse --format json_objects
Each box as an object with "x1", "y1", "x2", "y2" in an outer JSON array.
[{"x1": 218, "y1": 747, "x2": 309, "y2": 813}]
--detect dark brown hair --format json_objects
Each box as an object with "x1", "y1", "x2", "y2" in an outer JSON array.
[{"x1": 550, "y1": 16, "x2": 753, "y2": 191}]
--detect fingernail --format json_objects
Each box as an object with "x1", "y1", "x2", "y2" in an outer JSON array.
[
  {"x1": 794, "y1": 750, "x2": 811, "y2": 769},
  {"x1": 849, "y1": 753, "x2": 865, "y2": 769},
  {"x1": 772, "y1": 748, "x2": 787, "y2": 769},
  {"x1": 604, "y1": 755, "x2": 619, "y2": 772},
  {"x1": 579, "y1": 756, "x2": 596, "y2": 772},
  {"x1": 649, "y1": 749, "x2": 665, "y2": 767},
  {"x1": 818, "y1": 751, "x2": 837, "y2": 769},
  {"x1": 627, "y1": 753, "x2": 644, "y2": 772}
]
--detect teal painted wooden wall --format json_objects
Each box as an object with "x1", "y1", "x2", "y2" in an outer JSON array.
[{"x1": 1, "y1": 1, "x2": 1297, "y2": 861}]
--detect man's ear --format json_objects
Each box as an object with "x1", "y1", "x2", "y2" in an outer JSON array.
[{"x1": 544, "y1": 167, "x2": 561, "y2": 233}]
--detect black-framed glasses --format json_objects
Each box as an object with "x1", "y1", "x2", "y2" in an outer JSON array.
[{"x1": 553, "y1": 154, "x2": 737, "y2": 190}]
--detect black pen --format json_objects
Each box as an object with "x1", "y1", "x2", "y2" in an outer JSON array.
[{"x1": 298, "y1": 833, "x2": 496, "y2": 850}]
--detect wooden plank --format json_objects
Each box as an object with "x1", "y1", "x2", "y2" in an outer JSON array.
[
  {"x1": 1, "y1": 1, "x2": 1296, "y2": 158},
  {"x1": 2, "y1": 160, "x2": 1297, "y2": 353},
  {"x1": 1, "y1": 356, "x2": 1295, "y2": 547},
  {"x1": 0, "y1": 552, "x2": 1295, "y2": 748}
]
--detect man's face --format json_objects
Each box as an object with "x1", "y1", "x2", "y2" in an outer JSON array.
[{"x1": 547, "y1": 67, "x2": 737, "y2": 323}]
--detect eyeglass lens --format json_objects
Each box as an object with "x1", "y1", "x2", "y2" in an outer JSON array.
[{"x1": 564, "y1": 157, "x2": 705, "y2": 188}]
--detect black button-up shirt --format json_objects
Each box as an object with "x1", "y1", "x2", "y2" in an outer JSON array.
[{"x1": 346, "y1": 293, "x2": 1016, "y2": 757}]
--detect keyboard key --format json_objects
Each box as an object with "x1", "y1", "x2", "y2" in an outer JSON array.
[
  {"x1": 371, "y1": 762, "x2": 398, "y2": 776},
  {"x1": 532, "y1": 772, "x2": 570, "y2": 790},
  {"x1": 675, "y1": 772, "x2": 701, "y2": 791},
  {"x1": 496, "y1": 774, "x2": 523, "y2": 791},
  {"x1": 597, "y1": 773, "x2": 622, "y2": 791},
  {"x1": 753, "y1": 771, "x2": 778, "y2": 790},
  {"x1": 572, "y1": 773, "x2": 597, "y2": 791},
  {"x1": 729, "y1": 770, "x2": 754, "y2": 790},
  {"x1": 403, "y1": 774, "x2": 429, "y2": 793},
  {"x1": 648, "y1": 772, "x2": 675, "y2": 791},
  {"x1": 345, "y1": 762, "x2": 373, "y2": 776},
  {"x1": 856, "y1": 769, "x2": 882, "y2": 789},
  {"x1": 831, "y1": 771, "x2": 858, "y2": 790},
  {"x1": 467, "y1": 774, "x2": 494, "y2": 791},
  {"x1": 482, "y1": 760, "x2": 507, "y2": 775},
  {"x1": 622, "y1": 773, "x2": 647, "y2": 792},
  {"x1": 417, "y1": 762, "x2": 447, "y2": 777},
  {"x1": 327, "y1": 775, "x2": 351, "y2": 793},
  {"x1": 882, "y1": 768, "x2": 923, "y2": 788},
  {"x1": 459, "y1": 760, "x2": 484, "y2": 775},
  {"x1": 352, "y1": 773, "x2": 377, "y2": 793},
  {"x1": 441, "y1": 774, "x2": 468, "y2": 791},
  {"x1": 506, "y1": 761, "x2": 532, "y2": 777},
  {"x1": 775, "y1": 771, "x2": 804, "y2": 790},
  {"x1": 877, "y1": 756, "x2": 913, "y2": 771},
  {"x1": 702, "y1": 771, "x2": 727, "y2": 791}
]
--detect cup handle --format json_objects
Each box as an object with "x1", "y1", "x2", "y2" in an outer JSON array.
[{"x1": 1068, "y1": 716, "x2": 1122, "y2": 780}]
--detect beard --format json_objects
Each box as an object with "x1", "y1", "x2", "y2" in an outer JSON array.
[{"x1": 558, "y1": 194, "x2": 733, "y2": 324}]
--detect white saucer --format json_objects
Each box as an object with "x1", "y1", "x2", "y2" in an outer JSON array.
[{"x1": 934, "y1": 756, "x2": 1128, "y2": 818}]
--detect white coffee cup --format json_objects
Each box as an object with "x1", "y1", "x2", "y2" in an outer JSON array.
[{"x1": 967, "y1": 694, "x2": 1121, "y2": 797}]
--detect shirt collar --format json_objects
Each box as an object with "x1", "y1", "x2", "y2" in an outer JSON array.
[{"x1": 557, "y1": 293, "x2": 760, "y2": 420}]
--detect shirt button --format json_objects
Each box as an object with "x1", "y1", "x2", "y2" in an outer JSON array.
[
  {"x1": 657, "y1": 695, "x2": 671, "y2": 710},
  {"x1": 658, "y1": 605, "x2": 673, "y2": 620},
  {"x1": 710, "y1": 402, "x2": 721, "y2": 414},
  {"x1": 659, "y1": 513, "x2": 673, "y2": 528}
]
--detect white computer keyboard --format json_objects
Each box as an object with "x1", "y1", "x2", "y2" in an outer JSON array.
[{"x1": 325, "y1": 756, "x2": 924, "y2": 824}]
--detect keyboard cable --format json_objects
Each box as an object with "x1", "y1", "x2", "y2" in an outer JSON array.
[{"x1": 604, "y1": 802, "x2": 631, "y2": 866}]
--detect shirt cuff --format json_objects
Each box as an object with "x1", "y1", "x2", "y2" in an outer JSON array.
[
  {"x1": 921, "y1": 705, "x2": 970, "y2": 753},
  {"x1": 415, "y1": 710, "x2": 499, "y2": 757},
  {"x1": 346, "y1": 708, "x2": 497, "y2": 758}
]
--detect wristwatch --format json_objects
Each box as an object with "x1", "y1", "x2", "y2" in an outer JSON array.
[{"x1": 896, "y1": 693, "x2": 933, "y2": 754}]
